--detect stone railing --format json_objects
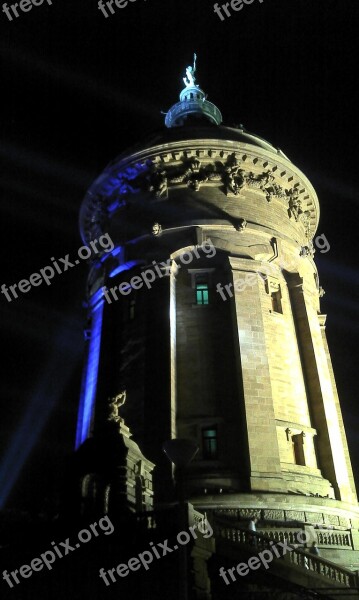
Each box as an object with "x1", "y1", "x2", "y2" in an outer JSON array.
[
  {"x1": 215, "y1": 521, "x2": 358, "y2": 589},
  {"x1": 316, "y1": 529, "x2": 352, "y2": 549},
  {"x1": 257, "y1": 527, "x2": 305, "y2": 546},
  {"x1": 165, "y1": 99, "x2": 222, "y2": 128},
  {"x1": 212, "y1": 509, "x2": 354, "y2": 551},
  {"x1": 257, "y1": 527, "x2": 352, "y2": 550},
  {"x1": 288, "y1": 548, "x2": 355, "y2": 586}
]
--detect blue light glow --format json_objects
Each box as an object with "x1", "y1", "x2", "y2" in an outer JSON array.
[
  {"x1": 75, "y1": 288, "x2": 104, "y2": 449},
  {"x1": 0, "y1": 324, "x2": 81, "y2": 509},
  {"x1": 109, "y1": 260, "x2": 141, "y2": 278}
]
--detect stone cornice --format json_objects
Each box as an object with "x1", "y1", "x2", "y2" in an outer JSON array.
[{"x1": 79, "y1": 141, "x2": 319, "y2": 248}]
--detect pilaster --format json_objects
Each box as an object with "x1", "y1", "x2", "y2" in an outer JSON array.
[
  {"x1": 288, "y1": 276, "x2": 356, "y2": 503},
  {"x1": 228, "y1": 257, "x2": 285, "y2": 492}
]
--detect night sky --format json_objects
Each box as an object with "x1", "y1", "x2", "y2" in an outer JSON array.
[{"x1": 0, "y1": 0, "x2": 358, "y2": 512}]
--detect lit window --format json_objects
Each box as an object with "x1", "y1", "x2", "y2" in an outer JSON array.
[
  {"x1": 196, "y1": 283, "x2": 209, "y2": 305},
  {"x1": 202, "y1": 427, "x2": 218, "y2": 460},
  {"x1": 195, "y1": 273, "x2": 209, "y2": 305},
  {"x1": 189, "y1": 269, "x2": 215, "y2": 306}
]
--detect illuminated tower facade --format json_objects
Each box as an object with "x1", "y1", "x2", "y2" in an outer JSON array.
[{"x1": 76, "y1": 60, "x2": 359, "y2": 578}]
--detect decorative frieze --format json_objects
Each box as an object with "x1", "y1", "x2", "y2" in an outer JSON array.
[
  {"x1": 326, "y1": 514, "x2": 341, "y2": 526},
  {"x1": 305, "y1": 512, "x2": 324, "y2": 524},
  {"x1": 223, "y1": 156, "x2": 245, "y2": 195},
  {"x1": 286, "y1": 511, "x2": 305, "y2": 522},
  {"x1": 262, "y1": 509, "x2": 285, "y2": 521},
  {"x1": 148, "y1": 166, "x2": 168, "y2": 198},
  {"x1": 80, "y1": 149, "x2": 317, "y2": 244}
]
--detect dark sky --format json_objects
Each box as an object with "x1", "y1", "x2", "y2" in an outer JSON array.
[{"x1": 0, "y1": 0, "x2": 358, "y2": 511}]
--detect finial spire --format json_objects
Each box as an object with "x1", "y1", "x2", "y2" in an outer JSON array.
[
  {"x1": 183, "y1": 53, "x2": 198, "y2": 88},
  {"x1": 165, "y1": 56, "x2": 222, "y2": 128}
]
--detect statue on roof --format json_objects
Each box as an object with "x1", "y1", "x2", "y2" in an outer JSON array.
[
  {"x1": 108, "y1": 390, "x2": 126, "y2": 424},
  {"x1": 183, "y1": 53, "x2": 198, "y2": 87}
]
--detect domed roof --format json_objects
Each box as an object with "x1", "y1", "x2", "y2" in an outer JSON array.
[
  {"x1": 109, "y1": 56, "x2": 288, "y2": 164},
  {"x1": 116, "y1": 122, "x2": 289, "y2": 161},
  {"x1": 79, "y1": 58, "x2": 319, "y2": 246}
]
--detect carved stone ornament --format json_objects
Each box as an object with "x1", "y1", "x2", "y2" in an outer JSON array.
[
  {"x1": 236, "y1": 218, "x2": 247, "y2": 232},
  {"x1": 286, "y1": 511, "x2": 305, "y2": 522},
  {"x1": 299, "y1": 210, "x2": 312, "y2": 238},
  {"x1": 265, "y1": 182, "x2": 287, "y2": 203},
  {"x1": 223, "y1": 161, "x2": 287, "y2": 201},
  {"x1": 169, "y1": 157, "x2": 218, "y2": 192},
  {"x1": 319, "y1": 286, "x2": 325, "y2": 298},
  {"x1": 148, "y1": 165, "x2": 168, "y2": 198},
  {"x1": 223, "y1": 156, "x2": 246, "y2": 196},
  {"x1": 81, "y1": 152, "x2": 315, "y2": 245},
  {"x1": 266, "y1": 276, "x2": 280, "y2": 294},
  {"x1": 108, "y1": 391, "x2": 126, "y2": 424},
  {"x1": 305, "y1": 512, "x2": 324, "y2": 524},
  {"x1": 246, "y1": 169, "x2": 275, "y2": 190},
  {"x1": 287, "y1": 189, "x2": 303, "y2": 221},
  {"x1": 238, "y1": 508, "x2": 261, "y2": 519},
  {"x1": 263, "y1": 509, "x2": 285, "y2": 521},
  {"x1": 300, "y1": 242, "x2": 315, "y2": 258},
  {"x1": 152, "y1": 222, "x2": 162, "y2": 236}
]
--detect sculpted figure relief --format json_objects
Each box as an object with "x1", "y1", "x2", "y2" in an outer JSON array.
[
  {"x1": 148, "y1": 165, "x2": 168, "y2": 198},
  {"x1": 224, "y1": 159, "x2": 245, "y2": 195},
  {"x1": 288, "y1": 191, "x2": 303, "y2": 221}
]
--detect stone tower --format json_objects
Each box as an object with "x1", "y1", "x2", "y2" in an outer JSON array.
[{"x1": 76, "y1": 58, "x2": 359, "y2": 579}]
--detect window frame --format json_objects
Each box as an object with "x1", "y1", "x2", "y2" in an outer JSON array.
[
  {"x1": 188, "y1": 268, "x2": 215, "y2": 307},
  {"x1": 202, "y1": 425, "x2": 218, "y2": 460}
]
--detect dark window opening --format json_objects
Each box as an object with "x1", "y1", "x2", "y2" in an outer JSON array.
[
  {"x1": 271, "y1": 289, "x2": 283, "y2": 314},
  {"x1": 292, "y1": 434, "x2": 305, "y2": 466},
  {"x1": 135, "y1": 475, "x2": 145, "y2": 512},
  {"x1": 202, "y1": 426, "x2": 218, "y2": 460}
]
